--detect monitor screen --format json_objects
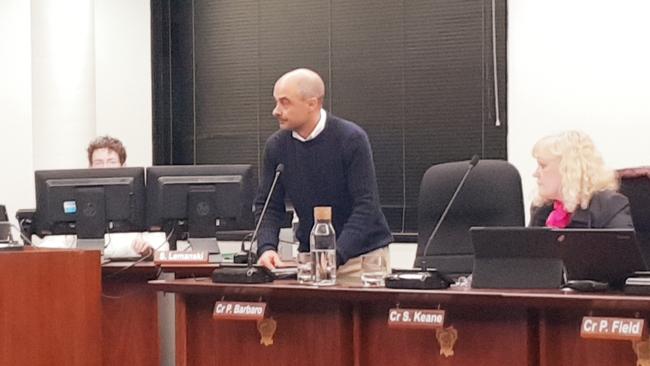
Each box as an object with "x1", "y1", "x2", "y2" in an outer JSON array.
[
  {"x1": 0, "y1": 205, "x2": 7, "y2": 221},
  {"x1": 145, "y1": 164, "x2": 255, "y2": 239},
  {"x1": 34, "y1": 168, "x2": 146, "y2": 239}
]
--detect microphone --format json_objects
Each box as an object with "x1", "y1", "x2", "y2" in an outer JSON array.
[
  {"x1": 420, "y1": 155, "x2": 480, "y2": 267},
  {"x1": 212, "y1": 163, "x2": 284, "y2": 283},
  {"x1": 247, "y1": 163, "x2": 284, "y2": 266},
  {"x1": 233, "y1": 164, "x2": 284, "y2": 264}
]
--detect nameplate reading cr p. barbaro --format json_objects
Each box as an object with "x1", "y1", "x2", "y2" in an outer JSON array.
[
  {"x1": 154, "y1": 250, "x2": 209, "y2": 264},
  {"x1": 388, "y1": 308, "x2": 445, "y2": 329},
  {"x1": 213, "y1": 301, "x2": 267, "y2": 321},
  {"x1": 581, "y1": 316, "x2": 645, "y2": 341}
]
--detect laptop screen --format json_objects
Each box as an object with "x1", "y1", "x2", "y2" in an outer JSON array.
[
  {"x1": 557, "y1": 228, "x2": 646, "y2": 284},
  {"x1": 470, "y1": 227, "x2": 647, "y2": 287}
]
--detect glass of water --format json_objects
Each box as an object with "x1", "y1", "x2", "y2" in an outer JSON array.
[
  {"x1": 296, "y1": 252, "x2": 313, "y2": 284},
  {"x1": 361, "y1": 254, "x2": 387, "y2": 287}
]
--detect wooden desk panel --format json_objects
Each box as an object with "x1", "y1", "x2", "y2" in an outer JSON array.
[
  {"x1": 356, "y1": 304, "x2": 531, "y2": 366},
  {"x1": 102, "y1": 262, "x2": 161, "y2": 366},
  {"x1": 0, "y1": 248, "x2": 102, "y2": 366},
  {"x1": 176, "y1": 295, "x2": 353, "y2": 366},
  {"x1": 539, "y1": 309, "x2": 642, "y2": 366}
]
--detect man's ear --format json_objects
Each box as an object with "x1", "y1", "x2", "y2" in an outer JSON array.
[{"x1": 308, "y1": 97, "x2": 320, "y2": 111}]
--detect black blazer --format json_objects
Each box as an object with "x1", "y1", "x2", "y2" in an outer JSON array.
[{"x1": 529, "y1": 190, "x2": 634, "y2": 229}]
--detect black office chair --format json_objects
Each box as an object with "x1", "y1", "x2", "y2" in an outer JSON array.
[
  {"x1": 618, "y1": 167, "x2": 650, "y2": 267},
  {"x1": 415, "y1": 159, "x2": 525, "y2": 276}
]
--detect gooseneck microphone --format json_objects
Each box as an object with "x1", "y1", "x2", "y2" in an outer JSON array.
[
  {"x1": 212, "y1": 163, "x2": 284, "y2": 284},
  {"x1": 247, "y1": 163, "x2": 284, "y2": 266},
  {"x1": 421, "y1": 155, "x2": 480, "y2": 264}
]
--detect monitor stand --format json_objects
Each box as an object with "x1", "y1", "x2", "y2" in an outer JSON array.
[
  {"x1": 77, "y1": 238, "x2": 105, "y2": 252},
  {"x1": 188, "y1": 237, "x2": 222, "y2": 263}
]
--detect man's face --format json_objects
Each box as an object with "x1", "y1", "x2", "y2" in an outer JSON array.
[
  {"x1": 533, "y1": 156, "x2": 562, "y2": 201},
  {"x1": 90, "y1": 148, "x2": 122, "y2": 168},
  {"x1": 272, "y1": 80, "x2": 313, "y2": 131}
]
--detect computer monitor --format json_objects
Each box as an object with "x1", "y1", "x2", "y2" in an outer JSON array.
[
  {"x1": 34, "y1": 168, "x2": 146, "y2": 249},
  {"x1": 0, "y1": 221, "x2": 13, "y2": 244},
  {"x1": 145, "y1": 164, "x2": 255, "y2": 253},
  {"x1": 0, "y1": 205, "x2": 7, "y2": 221}
]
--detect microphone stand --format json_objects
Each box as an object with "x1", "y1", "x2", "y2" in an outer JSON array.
[
  {"x1": 246, "y1": 166, "x2": 283, "y2": 268},
  {"x1": 421, "y1": 155, "x2": 480, "y2": 268},
  {"x1": 212, "y1": 164, "x2": 284, "y2": 284}
]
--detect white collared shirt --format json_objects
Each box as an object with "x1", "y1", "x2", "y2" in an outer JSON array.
[{"x1": 292, "y1": 109, "x2": 327, "y2": 142}]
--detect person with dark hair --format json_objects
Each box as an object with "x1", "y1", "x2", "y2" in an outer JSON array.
[
  {"x1": 87, "y1": 135, "x2": 127, "y2": 168},
  {"x1": 255, "y1": 68, "x2": 393, "y2": 277},
  {"x1": 84, "y1": 135, "x2": 157, "y2": 257}
]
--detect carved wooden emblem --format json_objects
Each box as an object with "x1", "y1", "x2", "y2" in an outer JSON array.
[
  {"x1": 435, "y1": 326, "x2": 458, "y2": 357},
  {"x1": 633, "y1": 339, "x2": 650, "y2": 366},
  {"x1": 257, "y1": 317, "x2": 277, "y2": 346}
]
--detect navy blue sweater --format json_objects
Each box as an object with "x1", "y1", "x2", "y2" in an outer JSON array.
[{"x1": 255, "y1": 114, "x2": 393, "y2": 265}]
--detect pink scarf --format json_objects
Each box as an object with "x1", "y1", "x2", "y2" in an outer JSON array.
[{"x1": 546, "y1": 201, "x2": 572, "y2": 228}]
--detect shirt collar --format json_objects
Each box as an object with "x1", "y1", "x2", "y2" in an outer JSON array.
[{"x1": 292, "y1": 109, "x2": 327, "y2": 142}]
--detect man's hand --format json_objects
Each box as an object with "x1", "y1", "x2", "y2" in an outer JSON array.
[
  {"x1": 132, "y1": 238, "x2": 154, "y2": 258},
  {"x1": 257, "y1": 250, "x2": 284, "y2": 270}
]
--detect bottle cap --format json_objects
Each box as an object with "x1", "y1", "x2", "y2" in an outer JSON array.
[{"x1": 313, "y1": 206, "x2": 332, "y2": 221}]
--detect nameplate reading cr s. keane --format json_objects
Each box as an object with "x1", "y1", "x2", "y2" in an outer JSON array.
[
  {"x1": 154, "y1": 251, "x2": 209, "y2": 264},
  {"x1": 213, "y1": 301, "x2": 266, "y2": 321},
  {"x1": 388, "y1": 308, "x2": 445, "y2": 329},
  {"x1": 581, "y1": 316, "x2": 645, "y2": 341}
]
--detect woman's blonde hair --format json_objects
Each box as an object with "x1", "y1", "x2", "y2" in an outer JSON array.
[{"x1": 532, "y1": 130, "x2": 618, "y2": 212}]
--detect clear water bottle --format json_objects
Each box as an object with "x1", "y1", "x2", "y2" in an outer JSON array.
[{"x1": 310, "y1": 206, "x2": 337, "y2": 286}]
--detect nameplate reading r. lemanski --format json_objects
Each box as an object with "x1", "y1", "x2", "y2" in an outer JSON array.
[{"x1": 154, "y1": 251, "x2": 209, "y2": 264}]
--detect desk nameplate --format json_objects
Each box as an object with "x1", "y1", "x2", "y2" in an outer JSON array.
[
  {"x1": 154, "y1": 250, "x2": 209, "y2": 264},
  {"x1": 213, "y1": 301, "x2": 266, "y2": 321},
  {"x1": 388, "y1": 308, "x2": 445, "y2": 329},
  {"x1": 581, "y1": 316, "x2": 645, "y2": 341}
]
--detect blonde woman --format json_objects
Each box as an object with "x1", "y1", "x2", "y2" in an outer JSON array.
[{"x1": 529, "y1": 131, "x2": 633, "y2": 229}]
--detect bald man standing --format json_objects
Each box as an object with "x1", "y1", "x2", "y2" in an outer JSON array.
[{"x1": 255, "y1": 68, "x2": 393, "y2": 277}]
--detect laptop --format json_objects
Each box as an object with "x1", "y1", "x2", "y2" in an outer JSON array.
[
  {"x1": 557, "y1": 228, "x2": 646, "y2": 286},
  {"x1": 470, "y1": 227, "x2": 647, "y2": 289},
  {"x1": 470, "y1": 227, "x2": 563, "y2": 289}
]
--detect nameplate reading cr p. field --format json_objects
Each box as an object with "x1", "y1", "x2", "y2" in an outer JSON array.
[
  {"x1": 154, "y1": 251, "x2": 209, "y2": 264},
  {"x1": 213, "y1": 301, "x2": 266, "y2": 321},
  {"x1": 388, "y1": 308, "x2": 445, "y2": 329},
  {"x1": 581, "y1": 316, "x2": 645, "y2": 341}
]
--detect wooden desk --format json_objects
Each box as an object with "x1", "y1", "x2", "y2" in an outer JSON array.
[
  {"x1": 0, "y1": 248, "x2": 102, "y2": 365},
  {"x1": 150, "y1": 278, "x2": 650, "y2": 366},
  {"x1": 102, "y1": 261, "x2": 161, "y2": 366}
]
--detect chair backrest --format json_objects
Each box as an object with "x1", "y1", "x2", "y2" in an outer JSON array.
[
  {"x1": 618, "y1": 168, "x2": 650, "y2": 265},
  {"x1": 415, "y1": 159, "x2": 525, "y2": 276}
]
